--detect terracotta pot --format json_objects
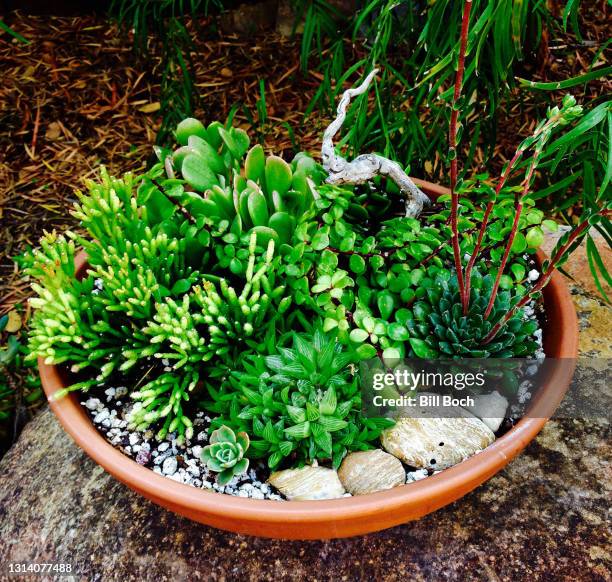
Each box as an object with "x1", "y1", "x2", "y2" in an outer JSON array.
[{"x1": 38, "y1": 180, "x2": 578, "y2": 539}]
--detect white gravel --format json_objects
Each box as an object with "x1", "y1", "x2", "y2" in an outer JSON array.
[{"x1": 83, "y1": 390, "x2": 284, "y2": 500}]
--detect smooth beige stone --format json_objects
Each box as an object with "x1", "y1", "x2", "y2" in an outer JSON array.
[
  {"x1": 381, "y1": 414, "x2": 495, "y2": 470},
  {"x1": 267, "y1": 466, "x2": 345, "y2": 500},
  {"x1": 338, "y1": 449, "x2": 405, "y2": 495},
  {"x1": 464, "y1": 391, "x2": 508, "y2": 432}
]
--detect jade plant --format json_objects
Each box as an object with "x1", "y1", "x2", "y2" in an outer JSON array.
[{"x1": 201, "y1": 425, "x2": 250, "y2": 485}]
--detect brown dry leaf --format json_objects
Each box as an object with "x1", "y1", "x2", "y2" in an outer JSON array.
[
  {"x1": 139, "y1": 102, "x2": 161, "y2": 113},
  {"x1": 4, "y1": 310, "x2": 22, "y2": 333},
  {"x1": 45, "y1": 122, "x2": 62, "y2": 140}
]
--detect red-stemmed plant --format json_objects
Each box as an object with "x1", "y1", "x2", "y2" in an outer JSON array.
[{"x1": 447, "y1": 0, "x2": 610, "y2": 344}]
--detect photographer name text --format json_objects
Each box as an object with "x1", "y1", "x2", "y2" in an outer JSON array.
[{"x1": 371, "y1": 393, "x2": 475, "y2": 408}]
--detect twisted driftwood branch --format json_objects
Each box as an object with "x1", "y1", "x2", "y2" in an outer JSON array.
[{"x1": 321, "y1": 69, "x2": 431, "y2": 218}]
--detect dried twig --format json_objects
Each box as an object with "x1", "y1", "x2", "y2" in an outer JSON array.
[{"x1": 321, "y1": 69, "x2": 430, "y2": 218}]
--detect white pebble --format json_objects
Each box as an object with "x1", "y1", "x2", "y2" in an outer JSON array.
[
  {"x1": 162, "y1": 457, "x2": 178, "y2": 475},
  {"x1": 187, "y1": 466, "x2": 201, "y2": 477},
  {"x1": 93, "y1": 410, "x2": 109, "y2": 424},
  {"x1": 406, "y1": 468, "x2": 429, "y2": 483},
  {"x1": 84, "y1": 398, "x2": 102, "y2": 411}
]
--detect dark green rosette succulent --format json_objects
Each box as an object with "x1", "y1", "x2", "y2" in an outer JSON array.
[
  {"x1": 206, "y1": 328, "x2": 394, "y2": 469},
  {"x1": 406, "y1": 270, "x2": 539, "y2": 358},
  {"x1": 201, "y1": 425, "x2": 250, "y2": 485}
]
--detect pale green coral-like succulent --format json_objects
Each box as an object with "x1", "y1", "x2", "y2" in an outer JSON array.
[{"x1": 201, "y1": 425, "x2": 250, "y2": 485}]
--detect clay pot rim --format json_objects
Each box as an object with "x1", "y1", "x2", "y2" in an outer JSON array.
[{"x1": 38, "y1": 179, "x2": 579, "y2": 535}]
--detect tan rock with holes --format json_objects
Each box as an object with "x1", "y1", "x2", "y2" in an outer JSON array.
[
  {"x1": 267, "y1": 466, "x2": 345, "y2": 500},
  {"x1": 381, "y1": 414, "x2": 495, "y2": 470},
  {"x1": 338, "y1": 449, "x2": 405, "y2": 495}
]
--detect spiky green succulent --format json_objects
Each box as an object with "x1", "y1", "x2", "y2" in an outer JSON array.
[
  {"x1": 25, "y1": 169, "x2": 292, "y2": 444},
  {"x1": 201, "y1": 425, "x2": 250, "y2": 485},
  {"x1": 206, "y1": 328, "x2": 394, "y2": 469},
  {"x1": 406, "y1": 270, "x2": 539, "y2": 358}
]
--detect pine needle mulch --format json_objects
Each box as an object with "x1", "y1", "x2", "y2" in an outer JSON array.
[
  {"x1": 0, "y1": 13, "x2": 330, "y2": 315},
  {"x1": 1, "y1": 8, "x2": 610, "y2": 313}
]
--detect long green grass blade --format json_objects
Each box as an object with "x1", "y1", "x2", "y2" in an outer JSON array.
[{"x1": 518, "y1": 66, "x2": 612, "y2": 91}]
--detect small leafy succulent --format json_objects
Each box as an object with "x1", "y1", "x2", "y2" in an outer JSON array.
[
  {"x1": 405, "y1": 269, "x2": 539, "y2": 358},
  {"x1": 201, "y1": 425, "x2": 250, "y2": 485},
  {"x1": 206, "y1": 328, "x2": 394, "y2": 469}
]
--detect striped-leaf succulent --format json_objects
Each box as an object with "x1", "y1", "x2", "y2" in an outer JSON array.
[{"x1": 206, "y1": 328, "x2": 394, "y2": 469}]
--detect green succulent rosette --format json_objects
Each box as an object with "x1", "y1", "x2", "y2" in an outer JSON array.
[
  {"x1": 201, "y1": 425, "x2": 250, "y2": 485},
  {"x1": 406, "y1": 270, "x2": 539, "y2": 358}
]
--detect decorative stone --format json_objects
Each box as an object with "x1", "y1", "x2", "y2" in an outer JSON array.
[
  {"x1": 161, "y1": 456, "x2": 178, "y2": 476},
  {"x1": 267, "y1": 466, "x2": 345, "y2": 501},
  {"x1": 381, "y1": 414, "x2": 495, "y2": 470},
  {"x1": 464, "y1": 391, "x2": 508, "y2": 432},
  {"x1": 338, "y1": 450, "x2": 405, "y2": 495}
]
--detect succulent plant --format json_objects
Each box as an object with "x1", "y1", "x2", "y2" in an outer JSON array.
[
  {"x1": 405, "y1": 269, "x2": 539, "y2": 358},
  {"x1": 150, "y1": 118, "x2": 325, "y2": 249},
  {"x1": 25, "y1": 168, "x2": 293, "y2": 444},
  {"x1": 206, "y1": 328, "x2": 394, "y2": 469},
  {"x1": 201, "y1": 425, "x2": 250, "y2": 485}
]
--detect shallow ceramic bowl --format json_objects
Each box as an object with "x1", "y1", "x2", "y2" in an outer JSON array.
[{"x1": 39, "y1": 180, "x2": 578, "y2": 539}]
